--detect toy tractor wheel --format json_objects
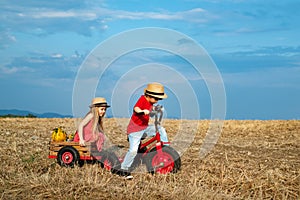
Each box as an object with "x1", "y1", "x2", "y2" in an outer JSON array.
[
  {"x1": 145, "y1": 146, "x2": 181, "y2": 174},
  {"x1": 98, "y1": 151, "x2": 121, "y2": 174},
  {"x1": 57, "y1": 146, "x2": 80, "y2": 167}
]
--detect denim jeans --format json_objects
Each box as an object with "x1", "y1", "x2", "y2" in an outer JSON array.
[{"x1": 121, "y1": 125, "x2": 168, "y2": 170}]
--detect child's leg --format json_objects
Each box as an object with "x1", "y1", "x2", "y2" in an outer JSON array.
[
  {"x1": 144, "y1": 125, "x2": 156, "y2": 137},
  {"x1": 158, "y1": 126, "x2": 168, "y2": 143},
  {"x1": 144, "y1": 125, "x2": 169, "y2": 142},
  {"x1": 121, "y1": 130, "x2": 144, "y2": 170}
]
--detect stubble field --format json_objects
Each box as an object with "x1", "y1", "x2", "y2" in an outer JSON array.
[{"x1": 0, "y1": 118, "x2": 299, "y2": 199}]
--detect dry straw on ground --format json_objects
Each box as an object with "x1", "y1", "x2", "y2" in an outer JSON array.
[{"x1": 0, "y1": 118, "x2": 299, "y2": 199}]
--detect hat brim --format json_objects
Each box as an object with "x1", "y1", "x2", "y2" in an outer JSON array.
[
  {"x1": 90, "y1": 103, "x2": 110, "y2": 108},
  {"x1": 144, "y1": 89, "x2": 167, "y2": 99}
]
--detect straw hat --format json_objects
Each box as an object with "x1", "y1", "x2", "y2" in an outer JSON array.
[
  {"x1": 90, "y1": 97, "x2": 110, "y2": 108},
  {"x1": 144, "y1": 82, "x2": 168, "y2": 99}
]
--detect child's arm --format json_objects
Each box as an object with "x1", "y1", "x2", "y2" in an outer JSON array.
[
  {"x1": 134, "y1": 106, "x2": 150, "y2": 115},
  {"x1": 78, "y1": 112, "x2": 93, "y2": 146}
]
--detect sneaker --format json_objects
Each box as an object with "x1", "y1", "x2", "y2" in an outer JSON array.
[
  {"x1": 125, "y1": 174, "x2": 133, "y2": 180},
  {"x1": 117, "y1": 169, "x2": 133, "y2": 179}
]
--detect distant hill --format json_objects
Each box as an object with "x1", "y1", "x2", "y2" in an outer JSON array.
[{"x1": 0, "y1": 109, "x2": 73, "y2": 118}]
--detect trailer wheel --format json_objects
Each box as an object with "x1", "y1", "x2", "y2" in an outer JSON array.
[{"x1": 57, "y1": 146, "x2": 80, "y2": 167}]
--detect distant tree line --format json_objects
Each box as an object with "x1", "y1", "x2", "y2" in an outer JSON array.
[{"x1": 0, "y1": 113, "x2": 37, "y2": 118}]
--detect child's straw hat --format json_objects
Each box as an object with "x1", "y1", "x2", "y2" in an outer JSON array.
[
  {"x1": 144, "y1": 82, "x2": 168, "y2": 99},
  {"x1": 90, "y1": 97, "x2": 110, "y2": 108}
]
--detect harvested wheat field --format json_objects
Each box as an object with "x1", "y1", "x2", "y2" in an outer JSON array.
[{"x1": 0, "y1": 118, "x2": 299, "y2": 199}]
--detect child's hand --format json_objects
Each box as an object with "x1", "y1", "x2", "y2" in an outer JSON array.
[
  {"x1": 79, "y1": 139, "x2": 86, "y2": 146},
  {"x1": 143, "y1": 109, "x2": 150, "y2": 115}
]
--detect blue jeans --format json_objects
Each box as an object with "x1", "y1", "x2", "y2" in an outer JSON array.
[{"x1": 121, "y1": 125, "x2": 168, "y2": 170}]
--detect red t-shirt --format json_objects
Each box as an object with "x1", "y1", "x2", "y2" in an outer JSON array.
[{"x1": 127, "y1": 95, "x2": 153, "y2": 134}]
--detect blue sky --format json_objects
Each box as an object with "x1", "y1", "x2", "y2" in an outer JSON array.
[{"x1": 0, "y1": 0, "x2": 299, "y2": 119}]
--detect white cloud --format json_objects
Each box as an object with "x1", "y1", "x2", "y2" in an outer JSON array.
[
  {"x1": 0, "y1": 66, "x2": 34, "y2": 74},
  {"x1": 31, "y1": 10, "x2": 98, "y2": 20},
  {"x1": 23, "y1": 6, "x2": 211, "y2": 24},
  {"x1": 0, "y1": 30, "x2": 17, "y2": 49},
  {"x1": 1, "y1": 4, "x2": 212, "y2": 29},
  {"x1": 103, "y1": 7, "x2": 211, "y2": 23},
  {"x1": 51, "y1": 53, "x2": 63, "y2": 58}
]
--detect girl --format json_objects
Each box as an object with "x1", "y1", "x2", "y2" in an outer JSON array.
[{"x1": 73, "y1": 97, "x2": 110, "y2": 152}]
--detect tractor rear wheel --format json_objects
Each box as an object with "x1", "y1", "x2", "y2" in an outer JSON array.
[{"x1": 145, "y1": 146, "x2": 181, "y2": 174}]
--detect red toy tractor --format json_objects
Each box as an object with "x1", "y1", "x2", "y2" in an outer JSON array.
[{"x1": 128, "y1": 105, "x2": 181, "y2": 174}]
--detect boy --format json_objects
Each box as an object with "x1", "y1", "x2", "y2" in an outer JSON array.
[{"x1": 119, "y1": 82, "x2": 169, "y2": 179}]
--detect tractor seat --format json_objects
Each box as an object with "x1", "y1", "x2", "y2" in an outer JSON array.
[
  {"x1": 141, "y1": 132, "x2": 147, "y2": 140},
  {"x1": 127, "y1": 132, "x2": 148, "y2": 142}
]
